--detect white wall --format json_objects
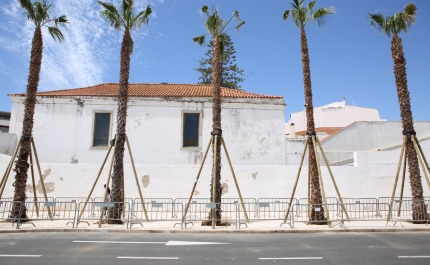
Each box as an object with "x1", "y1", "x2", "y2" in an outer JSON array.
[
  {"x1": 1, "y1": 140, "x2": 428, "y2": 200},
  {"x1": 8, "y1": 96, "x2": 286, "y2": 166},
  {"x1": 289, "y1": 104, "x2": 384, "y2": 132},
  {"x1": 0, "y1": 132, "x2": 17, "y2": 156}
]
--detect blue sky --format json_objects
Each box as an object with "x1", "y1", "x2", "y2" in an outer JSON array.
[{"x1": 0, "y1": 0, "x2": 429, "y2": 122}]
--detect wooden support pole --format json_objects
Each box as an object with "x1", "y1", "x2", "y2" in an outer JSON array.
[
  {"x1": 283, "y1": 136, "x2": 309, "y2": 223},
  {"x1": 307, "y1": 155, "x2": 310, "y2": 219},
  {"x1": 31, "y1": 137, "x2": 52, "y2": 220},
  {"x1": 78, "y1": 144, "x2": 113, "y2": 220},
  {"x1": 312, "y1": 136, "x2": 331, "y2": 227},
  {"x1": 316, "y1": 137, "x2": 350, "y2": 222},
  {"x1": 99, "y1": 135, "x2": 118, "y2": 228},
  {"x1": 397, "y1": 148, "x2": 407, "y2": 217},
  {"x1": 125, "y1": 135, "x2": 148, "y2": 221},
  {"x1": 0, "y1": 137, "x2": 22, "y2": 199},
  {"x1": 415, "y1": 139, "x2": 430, "y2": 189},
  {"x1": 182, "y1": 137, "x2": 212, "y2": 224},
  {"x1": 29, "y1": 147, "x2": 39, "y2": 217},
  {"x1": 387, "y1": 136, "x2": 406, "y2": 221},
  {"x1": 221, "y1": 137, "x2": 249, "y2": 223},
  {"x1": 411, "y1": 136, "x2": 430, "y2": 190},
  {"x1": 212, "y1": 135, "x2": 218, "y2": 229}
]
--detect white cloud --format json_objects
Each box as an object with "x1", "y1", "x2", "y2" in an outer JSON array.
[{"x1": 0, "y1": 0, "x2": 162, "y2": 92}]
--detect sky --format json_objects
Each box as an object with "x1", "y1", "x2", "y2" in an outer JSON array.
[{"x1": 0, "y1": 0, "x2": 429, "y2": 122}]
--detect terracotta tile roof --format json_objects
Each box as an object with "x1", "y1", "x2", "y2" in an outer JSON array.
[{"x1": 10, "y1": 83, "x2": 283, "y2": 99}]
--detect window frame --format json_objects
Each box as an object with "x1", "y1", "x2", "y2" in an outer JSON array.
[
  {"x1": 180, "y1": 110, "x2": 202, "y2": 150},
  {"x1": 90, "y1": 111, "x2": 113, "y2": 149}
]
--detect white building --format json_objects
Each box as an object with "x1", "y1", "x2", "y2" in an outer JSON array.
[
  {"x1": 8, "y1": 83, "x2": 286, "y2": 166},
  {"x1": 286, "y1": 98, "x2": 386, "y2": 134}
]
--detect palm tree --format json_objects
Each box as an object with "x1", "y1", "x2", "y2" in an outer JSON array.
[
  {"x1": 368, "y1": 3, "x2": 428, "y2": 222},
  {"x1": 97, "y1": 0, "x2": 151, "y2": 222},
  {"x1": 283, "y1": 0, "x2": 334, "y2": 222},
  {"x1": 10, "y1": 0, "x2": 67, "y2": 219},
  {"x1": 193, "y1": 6, "x2": 245, "y2": 225}
]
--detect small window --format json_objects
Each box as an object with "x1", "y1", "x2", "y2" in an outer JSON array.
[
  {"x1": 182, "y1": 113, "x2": 200, "y2": 148},
  {"x1": 92, "y1": 113, "x2": 111, "y2": 147},
  {"x1": 0, "y1": 126, "x2": 8, "y2": 133}
]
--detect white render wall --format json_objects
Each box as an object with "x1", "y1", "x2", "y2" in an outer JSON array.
[
  {"x1": 1, "y1": 140, "x2": 429, "y2": 200},
  {"x1": 8, "y1": 95, "x2": 286, "y2": 166},
  {"x1": 0, "y1": 132, "x2": 17, "y2": 156},
  {"x1": 288, "y1": 103, "x2": 384, "y2": 133}
]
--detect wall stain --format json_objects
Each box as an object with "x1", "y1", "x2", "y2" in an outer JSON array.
[
  {"x1": 194, "y1": 190, "x2": 200, "y2": 196},
  {"x1": 134, "y1": 118, "x2": 142, "y2": 129},
  {"x1": 145, "y1": 113, "x2": 151, "y2": 120},
  {"x1": 60, "y1": 177, "x2": 64, "y2": 181},
  {"x1": 252, "y1": 172, "x2": 258, "y2": 179},
  {"x1": 221, "y1": 182, "x2": 229, "y2": 195},
  {"x1": 26, "y1": 168, "x2": 55, "y2": 194},
  {"x1": 141, "y1": 175, "x2": 150, "y2": 188},
  {"x1": 260, "y1": 137, "x2": 266, "y2": 143}
]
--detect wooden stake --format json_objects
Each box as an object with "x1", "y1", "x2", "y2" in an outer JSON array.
[
  {"x1": 307, "y1": 154, "x2": 310, "y2": 219},
  {"x1": 0, "y1": 137, "x2": 22, "y2": 199},
  {"x1": 312, "y1": 136, "x2": 331, "y2": 227},
  {"x1": 387, "y1": 136, "x2": 406, "y2": 221},
  {"x1": 316, "y1": 137, "x2": 350, "y2": 221},
  {"x1": 78, "y1": 143, "x2": 113, "y2": 220},
  {"x1": 29, "y1": 146, "x2": 39, "y2": 217},
  {"x1": 212, "y1": 135, "x2": 218, "y2": 229},
  {"x1": 397, "y1": 148, "x2": 407, "y2": 217},
  {"x1": 415, "y1": 139, "x2": 430, "y2": 186},
  {"x1": 221, "y1": 137, "x2": 249, "y2": 223},
  {"x1": 125, "y1": 135, "x2": 148, "y2": 221},
  {"x1": 31, "y1": 137, "x2": 52, "y2": 220},
  {"x1": 412, "y1": 136, "x2": 430, "y2": 190},
  {"x1": 99, "y1": 135, "x2": 118, "y2": 228},
  {"x1": 283, "y1": 136, "x2": 309, "y2": 223},
  {"x1": 182, "y1": 137, "x2": 212, "y2": 224}
]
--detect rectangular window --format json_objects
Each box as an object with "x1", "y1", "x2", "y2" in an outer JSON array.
[
  {"x1": 182, "y1": 112, "x2": 201, "y2": 148},
  {"x1": 92, "y1": 112, "x2": 112, "y2": 147},
  {"x1": 0, "y1": 126, "x2": 8, "y2": 133}
]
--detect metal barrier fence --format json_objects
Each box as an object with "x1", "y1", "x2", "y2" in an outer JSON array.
[
  {"x1": 93, "y1": 197, "x2": 133, "y2": 218},
  {"x1": 174, "y1": 198, "x2": 256, "y2": 218},
  {"x1": 77, "y1": 202, "x2": 130, "y2": 228},
  {"x1": 290, "y1": 203, "x2": 343, "y2": 228},
  {"x1": 183, "y1": 202, "x2": 238, "y2": 229},
  {"x1": 256, "y1": 198, "x2": 297, "y2": 219},
  {"x1": 0, "y1": 201, "x2": 22, "y2": 228},
  {"x1": 18, "y1": 201, "x2": 77, "y2": 228},
  {"x1": 389, "y1": 200, "x2": 430, "y2": 226},
  {"x1": 133, "y1": 198, "x2": 175, "y2": 218},
  {"x1": 130, "y1": 202, "x2": 183, "y2": 229},
  {"x1": 341, "y1": 203, "x2": 390, "y2": 223}
]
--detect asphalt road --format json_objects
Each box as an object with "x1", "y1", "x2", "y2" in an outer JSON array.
[{"x1": 0, "y1": 232, "x2": 429, "y2": 265}]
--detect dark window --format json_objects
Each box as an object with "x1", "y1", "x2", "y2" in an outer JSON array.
[
  {"x1": 93, "y1": 113, "x2": 111, "y2": 147},
  {"x1": 183, "y1": 113, "x2": 200, "y2": 147},
  {"x1": 0, "y1": 126, "x2": 8, "y2": 133}
]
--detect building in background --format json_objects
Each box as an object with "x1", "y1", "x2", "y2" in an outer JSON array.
[{"x1": 0, "y1": 111, "x2": 10, "y2": 133}]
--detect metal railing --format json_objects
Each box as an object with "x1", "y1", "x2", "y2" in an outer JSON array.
[
  {"x1": 183, "y1": 202, "x2": 238, "y2": 229},
  {"x1": 18, "y1": 201, "x2": 77, "y2": 228},
  {"x1": 0, "y1": 201, "x2": 22, "y2": 228},
  {"x1": 290, "y1": 203, "x2": 343, "y2": 228},
  {"x1": 130, "y1": 202, "x2": 183, "y2": 229},
  {"x1": 77, "y1": 202, "x2": 130, "y2": 228},
  {"x1": 389, "y1": 199, "x2": 430, "y2": 226},
  {"x1": 341, "y1": 202, "x2": 390, "y2": 223}
]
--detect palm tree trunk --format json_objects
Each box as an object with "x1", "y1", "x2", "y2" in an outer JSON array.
[
  {"x1": 391, "y1": 34, "x2": 429, "y2": 222},
  {"x1": 300, "y1": 27, "x2": 326, "y2": 223},
  {"x1": 203, "y1": 34, "x2": 223, "y2": 226},
  {"x1": 10, "y1": 27, "x2": 43, "y2": 219},
  {"x1": 108, "y1": 28, "x2": 131, "y2": 223}
]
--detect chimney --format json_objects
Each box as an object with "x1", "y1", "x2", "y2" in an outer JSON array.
[{"x1": 290, "y1": 123, "x2": 296, "y2": 138}]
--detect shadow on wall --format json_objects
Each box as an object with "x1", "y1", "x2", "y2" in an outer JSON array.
[{"x1": 0, "y1": 132, "x2": 17, "y2": 156}]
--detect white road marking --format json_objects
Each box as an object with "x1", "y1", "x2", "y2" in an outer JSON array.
[
  {"x1": 166, "y1": 241, "x2": 229, "y2": 246},
  {"x1": 398, "y1": 256, "x2": 430, "y2": 258},
  {"x1": 259, "y1": 257, "x2": 323, "y2": 260},
  {"x1": 73, "y1": 241, "x2": 166, "y2": 244},
  {"x1": 117, "y1": 257, "x2": 179, "y2": 260},
  {"x1": 0, "y1": 255, "x2": 41, "y2": 257}
]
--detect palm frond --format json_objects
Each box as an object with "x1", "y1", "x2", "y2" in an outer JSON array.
[
  {"x1": 283, "y1": 10, "x2": 290, "y2": 20},
  {"x1": 403, "y1": 3, "x2": 417, "y2": 17},
  {"x1": 34, "y1": 0, "x2": 51, "y2": 26},
  {"x1": 193, "y1": 35, "x2": 206, "y2": 46},
  {"x1": 19, "y1": 0, "x2": 36, "y2": 23},
  {"x1": 54, "y1": 15, "x2": 68, "y2": 27},
  {"x1": 367, "y1": 12, "x2": 387, "y2": 34},
  {"x1": 307, "y1": 0, "x2": 316, "y2": 11},
  {"x1": 202, "y1": 5, "x2": 209, "y2": 15},
  {"x1": 98, "y1": 1, "x2": 123, "y2": 30},
  {"x1": 133, "y1": 5, "x2": 152, "y2": 29},
  {"x1": 235, "y1": 21, "x2": 245, "y2": 33},
  {"x1": 48, "y1": 26, "x2": 65, "y2": 42},
  {"x1": 312, "y1": 6, "x2": 335, "y2": 27},
  {"x1": 232, "y1": 10, "x2": 241, "y2": 21}
]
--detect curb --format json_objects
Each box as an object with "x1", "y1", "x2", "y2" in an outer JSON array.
[{"x1": 1, "y1": 228, "x2": 429, "y2": 234}]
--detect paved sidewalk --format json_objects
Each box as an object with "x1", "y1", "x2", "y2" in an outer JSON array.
[{"x1": 1, "y1": 219, "x2": 429, "y2": 233}]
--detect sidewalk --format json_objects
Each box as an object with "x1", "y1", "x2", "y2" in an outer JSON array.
[{"x1": 1, "y1": 219, "x2": 429, "y2": 233}]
